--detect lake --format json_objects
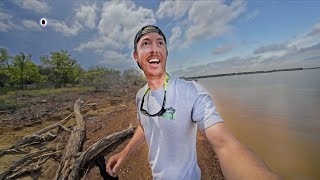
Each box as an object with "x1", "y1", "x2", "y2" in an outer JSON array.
[{"x1": 198, "y1": 69, "x2": 320, "y2": 180}]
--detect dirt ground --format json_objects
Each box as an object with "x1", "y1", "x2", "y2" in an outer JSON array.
[{"x1": 0, "y1": 87, "x2": 224, "y2": 180}]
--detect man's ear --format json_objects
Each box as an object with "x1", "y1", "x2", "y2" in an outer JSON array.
[{"x1": 133, "y1": 51, "x2": 138, "y2": 63}]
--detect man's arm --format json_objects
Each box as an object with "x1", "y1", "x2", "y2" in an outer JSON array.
[
  {"x1": 106, "y1": 125, "x2": 145, "y2": 177},
  {"x1": 205, "y1": 122, "x2": 281, "y2": 180}
]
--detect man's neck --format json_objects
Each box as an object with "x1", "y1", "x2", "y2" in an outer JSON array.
[{"x1": 145, "y1": 72, "x2": 166, "y2": 90}]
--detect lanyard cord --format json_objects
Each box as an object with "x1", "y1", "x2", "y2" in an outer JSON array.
[{"x1": 144, "y1": 73, "x2": 170, "y2": 95}]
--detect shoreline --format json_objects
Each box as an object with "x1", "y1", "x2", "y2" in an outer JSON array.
[{"x1": 182, "y1": 66, "x2": 320, "y2": 80}]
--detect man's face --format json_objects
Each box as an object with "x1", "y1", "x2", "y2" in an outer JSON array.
[{"x1": 133, "y1": 32, "x2": 167, "y2": 77}]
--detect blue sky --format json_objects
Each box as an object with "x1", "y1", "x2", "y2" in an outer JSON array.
[{"x1": 1, "y1": 0, "x2": 320, "y2": 75}]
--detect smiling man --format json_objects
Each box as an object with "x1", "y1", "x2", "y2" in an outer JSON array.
[{"x1": 106, "y1": 25, "x2": 280, "y2": 180}]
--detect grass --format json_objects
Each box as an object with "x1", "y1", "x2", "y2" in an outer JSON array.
[{"x1": 0, "y1": 86, "x2": 94, "y2": 110}]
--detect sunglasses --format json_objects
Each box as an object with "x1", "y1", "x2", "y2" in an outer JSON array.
[
  {"x1": 140, "y1": 90, "x2": 167, "y2": 117},
  {"x1": 140, "y1": 73, "x2": 170, "y2": 117}
]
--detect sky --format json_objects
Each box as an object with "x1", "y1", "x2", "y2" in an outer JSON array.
[{"x1": 1, "y1": 0, "x2": 320, "y2": 76}]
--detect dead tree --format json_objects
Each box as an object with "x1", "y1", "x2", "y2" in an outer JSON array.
[{"x1": 55, "y1": 98, "x2": 86, "y2": 180}]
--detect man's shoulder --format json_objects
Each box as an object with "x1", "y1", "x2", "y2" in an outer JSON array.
[
  {"x1": 136, "y1": 84, "x2": 148, "y2": 98},
  {"x1": 172, "y1": 77, "x2": 205, "y2": 93}
]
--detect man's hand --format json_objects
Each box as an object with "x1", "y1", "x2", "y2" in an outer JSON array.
[
  {"x1": 106, "y1": 125, "x2": 145, "y2": 177},
  {"x1": 106, "y1": 150, "x2": 128, "y2": 177},
  {"x1": 205, "y1": 122, "x2": 281, "y2": 180}
]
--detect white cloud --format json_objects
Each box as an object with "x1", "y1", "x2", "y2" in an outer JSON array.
[
  {"x1": 97, "y1": 1, "x2": 155, "y2": 49},
  {"x1": 288, "y1": 22, "x2": 320, "y2": 50},
  {"x1": 22, "y1": 19, "x2": 41, "y2": 31},
  {"x1": 0, "y1": 11, "x2": 16, "y2": 32},
  {"x1": 156, "y1": 1, "x2": 193, "y2": 19},
  {"x1": 75, "y1": 1, "x2": 156, "y2": 69},
  {"x1": 13, "y1": 0, "x2": 49, "y2": 14},
  {"x1": 48, "y1": 19, "x2": 82, "y2": 36},
  {"x1": 169, "y1": 26, "x2": 182, "y2": 49},
  {"x1": 100, "y1": 50, "x2": 129, "y2": 65},
  {"x1": 75, "y1": 37, "x2": 123, "y2": 51},
  {"x1": 0, "y1": 11, "x2": 24, "y2": 32},
  {"x1": 76, "y1": 1, "x2": 156, "y2": 52},
  {"x1": 212, "y1": 44, "x2": 233, "y2": 55},
  {"x1": 174, "y1": 21, "x2": 320, "y2": 77},
  {"x1": 75, "y1": 4, "x2": 97, "y2": 29},
  {"x1": 244, "y1": 9, "x2": 259, "y2": 21},
  {"x1": 254, "y1": 44, "x2": 287, "y2": 54},
  {"x1": 158, "y1": 0, "x2": 246, "y2": 49}
]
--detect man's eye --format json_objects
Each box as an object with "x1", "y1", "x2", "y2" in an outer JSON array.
[{"x1": 142, "y1": 42, "x2": 149, "y2": 46}]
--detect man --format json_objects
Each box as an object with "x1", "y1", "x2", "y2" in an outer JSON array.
[{"x1": 106, "y1": 25, "x2": 280, "y2": 180}]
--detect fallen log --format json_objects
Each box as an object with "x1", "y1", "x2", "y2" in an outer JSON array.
[
  {"x1": 0, "y1": 147, "x2": 61, "y2": 180},
  {"x1": 0, "y1": 133, "x2": 57, "y2": 157},
  {"x1": 71, "y1": 124, "x2": 136, "y2": 179},
  {"x1": 55, "y1": 98, "x2": 86, "y2": 180},
  {"x1": 5, "y1": 151, "x2": 60, "y2": 180},
  {"x1": 0, "y1": 102, "x2": 84, "y2": 157}
]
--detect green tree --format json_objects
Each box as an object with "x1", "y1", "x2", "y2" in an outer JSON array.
[
  {"x1": 122, "y1": 68, "x2": 145, "y2": 86},
  {"x1": 0, "y1": 48, "x2": 12, "y2": 87},
  {"x1": 81, "y1": 66, "x2": 121, "y2": 91},
  {"x1": 11, "y1": 52, "x2": 43, "y2": 89},
  {"x1": 40, "y1": 50, "x2": 81, "y2": 87}
]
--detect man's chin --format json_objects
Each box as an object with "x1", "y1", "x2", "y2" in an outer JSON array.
[{"x1": 145, "y1": 69, "x2": 165, "y2": 77}]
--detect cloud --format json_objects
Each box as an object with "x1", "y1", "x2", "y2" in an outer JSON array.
[
  {"x1": 75, "y1": 1, "x2": 156, "y2": 69},
  {"x1": 0, "y1": 11, "x2": 16, "y2": 32},
  {"x1": 212, "y1": 44, "x2": 233, "y2": 55},
  {"x1": 100, "y1": 50, "x2": 129, "y2": 64},
  {"x1": 48, "y1": 19, "x2": 82, "y2": 36},
  {"x1": 76, "y1": 1, "x2": 156, "y2": 52},
  {"x1": 75, "y1": 4, "x2": 97, "y2": 29},
  {"x1": 13, "y1": 0, "x2": 49, "y2": 14},
  {"x1": 75, "y1": 37, "x2": 123, "y2": 51},
  {"x1": 244, "y1": 9, "x2": 259, "y2": 21},
  {"x1": 97, "y1": 1, "x2": 155, "y2": 49},
  {"x1": 169, "y1": 26, "x2": 182, "y2": 49},
  {"x1": 156, "y1": 1, "x2": 193, "y2": 19},
  {"x1": 22, "y1": 19, "x2": 41, "y2": 31},
  {"x1": 288, "y1": 22, "x2": 320, "y2": 49},
  {"x1": 174, "y1": 21, "x2": 320, "y2": 77},
  {"x1": 158, "y1": 0, "x2": 246, "y2": 49},
  {"x1": 253, "y1": 44, "x2": 287, "y2": 54}
]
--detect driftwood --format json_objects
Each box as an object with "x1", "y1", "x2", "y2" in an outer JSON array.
[
  {"x1": 0, "y1": 133, "x2": 56, "y2": 157},
  {"x1": 55, "y1": 98, "x2": 86, "y2": 180},
  {"x1": 0, "y1": 101, "x2": 91, "y2": 157},
  {"x1": 5, "y1": 151, "x2": 61, "y2": 180},
  {"x1": 1, "y1": 97, "x2": 135, "y2": 180},
  {"x1": 0, "y1": 147, "x2": 61, "y2": 180},
  {"x1": 0, "y1": 111, "x2": 75, "y2": 157},
  {"x1": 73, "y1": 124, "x2": 135, "y2": 179}
]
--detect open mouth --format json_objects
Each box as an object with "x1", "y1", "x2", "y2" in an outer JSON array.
[{"x1": 148, "y1": 59, "x2": 160, "y2": 64}]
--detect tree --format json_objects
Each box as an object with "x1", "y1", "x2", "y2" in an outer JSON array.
[
  {"x1": 122, "y1": 68, "x2": 144, "y2": 86},
  {"x1": 81, "y1": 66, "x2": 121, "y2": 91},
  {"x1": 0, "y1": 48, "x2": 11, "y2": 87},
  {"x1": 40, "y1": 50, "x2": 81, "y2": 87},
  {"x1": 10, "y1": 52, "x2": 43, "y2": 89},
  {"x1": 0, "y1": 48, "x2": 11, "y2": 68}
]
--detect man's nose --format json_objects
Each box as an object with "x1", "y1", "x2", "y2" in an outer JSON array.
[{"x1": 150, "y1": 43, "x2": 160, "y2": 54}]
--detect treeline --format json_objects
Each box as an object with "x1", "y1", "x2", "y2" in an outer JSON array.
[{"x1": 0, "y1": 48, "x2": 144, "y2": 91}]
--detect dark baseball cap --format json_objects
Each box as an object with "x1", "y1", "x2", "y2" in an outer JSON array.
[{"x1": 134, "y1": 25, "x2": 167, "y2": 51}]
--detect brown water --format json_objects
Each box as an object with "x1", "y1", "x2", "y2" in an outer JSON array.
[{"x1": 199, "y1": 69, "x2": 320, "y2": 180}]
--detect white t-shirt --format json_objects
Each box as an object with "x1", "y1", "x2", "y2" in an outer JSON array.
[{"x1": 136, "y1": 76, "x2": 223, "y2": 180}]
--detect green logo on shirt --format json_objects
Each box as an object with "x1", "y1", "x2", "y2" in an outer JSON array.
[{"x1": 161, "y1": 107, "x2": 176, "y2": 120}]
